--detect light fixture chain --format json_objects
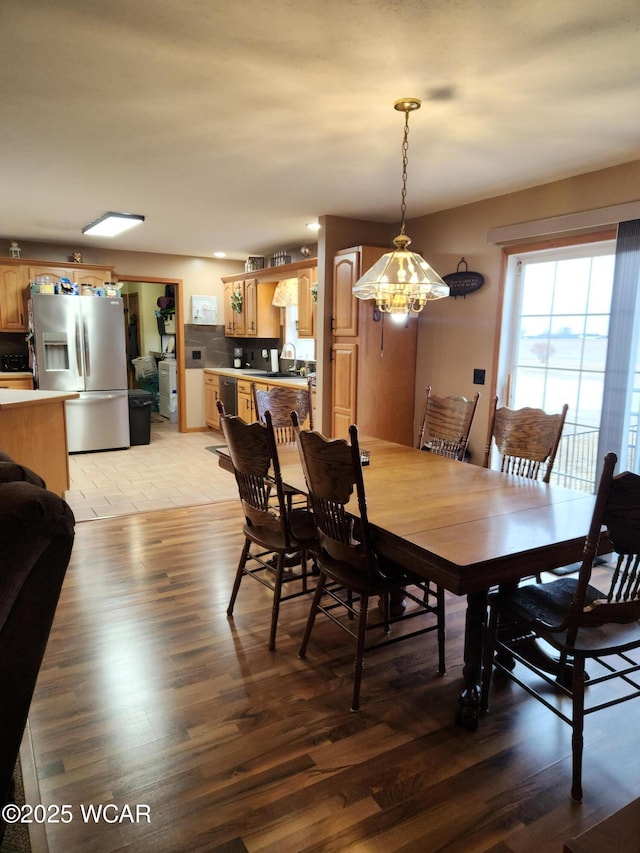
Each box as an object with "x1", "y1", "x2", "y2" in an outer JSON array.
[{"x1": 399, "y1": 108, "x2": 410, "y2": 236}]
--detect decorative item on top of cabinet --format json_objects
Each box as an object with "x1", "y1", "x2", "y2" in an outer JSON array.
[
  {"x1": 0, "y1": 264, "x2": 28, "y2": 331},
  {"x1": 331, "y1": 245, "x2": 417, "y2": 446}
]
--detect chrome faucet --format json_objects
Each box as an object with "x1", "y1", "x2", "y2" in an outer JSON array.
[{"x1": 281, "y1": 341, "x2": 297, "y2": 373}]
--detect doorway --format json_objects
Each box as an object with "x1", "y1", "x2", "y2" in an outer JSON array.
[{"x1": 117, "y1": 274, "x2": 184, "y2": 432}]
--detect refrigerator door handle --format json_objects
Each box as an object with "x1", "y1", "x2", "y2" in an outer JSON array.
[
  {"x1": 75, "y1": 317, "x2": 84, "y2": 377},
  {"x1": 83, "y1": 316, "x2": 91, "y2": 377}
]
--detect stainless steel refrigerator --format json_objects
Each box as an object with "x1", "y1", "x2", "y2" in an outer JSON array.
[{"x1": 30, "y1": 294, "x2": 130, "y2": 452}]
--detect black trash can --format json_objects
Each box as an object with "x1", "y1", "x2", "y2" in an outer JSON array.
[{"x1": 128, "y1": 390, "x2": 153, "y2": 446}]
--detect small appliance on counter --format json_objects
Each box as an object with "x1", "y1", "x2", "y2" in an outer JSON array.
[
  {"x1": 233, "y1": 346, "x2": 243, "y2": 369},
  {"x1": 1, "y1": 353, "x2": 29, "y2": 372}
]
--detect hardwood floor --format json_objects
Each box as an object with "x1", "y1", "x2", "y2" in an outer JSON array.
[{"x1": 26, "y1": 502, "x2": 640, "y2": 852}]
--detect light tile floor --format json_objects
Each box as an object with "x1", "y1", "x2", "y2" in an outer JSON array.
[{"x1": 65, "y1": 417, "x2": 238, "y2": 521}]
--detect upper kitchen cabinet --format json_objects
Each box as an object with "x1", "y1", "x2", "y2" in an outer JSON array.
[
  {"x1": 223, "y1": 279, "x2": 280, "y2": 338},
  {"x1": 297, "y1": 267, "x2": 316, "y2": 338},
  {"x1": 0, "y1": 264, "x2": 28, "y2": 330},
  {"x1": 244, "y1": 280, "x2": 280, "y2": 338},
  {"x1": 27, "y1": 263, "x2": 113, "y2": 288},
  {"x1": 224, "y1": 280, "x2": 245, "y2": 336},
  {"x1": 332, "y1": 246, "x2": 387, "y2": 337}
]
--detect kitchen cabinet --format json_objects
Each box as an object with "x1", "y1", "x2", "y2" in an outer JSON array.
[
  {"x1": 27, "y1": 264, "x2": 113, "y2": 288},
  {"x1": 237, "y1": 378, "x2": 255, "y2": 422},
  {"x1": 0, "y1": 264, "x2": 28, "y2": 330},
  {"x1": 331, "y1": 245, "x2": 417, "y2": 446},
  {"x1": 297, "y1": 267, "x2": 316, "y2": 338},
  {"x1": 204, "y1": 372, "x2": 220, "y2": 429},
  {"x1": 223, "y1": 279, "x2": 280, "y2": 338},
  {"x1": 0, "y1": 374, "x2": 33, "y2": 390},
  {"x1": 0, "y1": 258, "x2": 114, "y2": 332}
]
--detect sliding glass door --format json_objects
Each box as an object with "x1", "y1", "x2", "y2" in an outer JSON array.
[{"x1": 500, "y1": 239, "x2": 618, "y2": 492}]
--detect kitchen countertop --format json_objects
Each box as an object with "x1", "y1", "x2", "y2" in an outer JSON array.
[
  {"x1": 204, "y1": 368, "x2": 312, "y2": 388},
  {"x1": 0, "y1": 389, "x2": 79, "y2": 408},
  {"x1": 0, "y1": 371, "x2": 33, "y2": 378}
]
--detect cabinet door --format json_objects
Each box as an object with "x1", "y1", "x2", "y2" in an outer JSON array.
[
  {"x1": 297, "y1": 268, "x2": 315, "y2": 338},
  {"x1": 331, "y1": 342, "x2": 357, "y2": 439},
  {"x1": 28, "y1": 265, "x2": 112, "y2": 288},
  {"x1": 0, "y1": 265, "x2": 28, "y2": 330},
  {"x1": 244, "y1": 279, "x2": 258, "y2": 336},
  {"x1": 74, "y1": 270, "x2": 112, "y2": 287},
  {"x1": 333, "y1": 251, "x2": 359, "y2": 337},
  {"x1": 223, "y1": 281, "x2": 236, "y2": 335},
  {"x1": 237, "y1": 379, "x2": 254, "y2": 422},
  {"x1": 204, "y1": 373, "x2": 220, "y2": 429}
]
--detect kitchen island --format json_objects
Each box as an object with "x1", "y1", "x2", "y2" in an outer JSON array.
[{"x1": 0, "y1": 389, "x2": 79, "y2": 496}]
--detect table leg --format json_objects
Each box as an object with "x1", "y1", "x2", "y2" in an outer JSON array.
[{"x1": 456, "y1": 590, "x2": 488, "y2": 731}]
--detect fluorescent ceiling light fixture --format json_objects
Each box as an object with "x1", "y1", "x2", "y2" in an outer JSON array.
[
  {"x1": 306, "y1": 222, "x2": 321, "y2": 231},
  {"x1": 213, "y1": 251, "x2": 226, "y2": 258},
  {"x1": 82, "y1": 212, "x2": 145, "y2": 237}
]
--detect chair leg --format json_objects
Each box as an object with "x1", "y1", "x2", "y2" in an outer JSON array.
[
  {"x1": 298, "y1": 573, "x2": 326, "y2": 659},
  {"x1": 227, "y1": 538, "x2": 251, "y2": 616},
  {"x1": 571, "y1": 657, "x2": 586, "y2": 803},
  {"x1": 268, "y1": 552, "x2": 285, "y2": 652},
  {"x1": 351, "y1": 591, "x2": 370, "y2": 712}
]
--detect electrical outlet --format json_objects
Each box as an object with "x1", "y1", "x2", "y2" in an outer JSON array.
[
  {"x1": 261, "y1": 349, "x2": 268, "y2": 358},
  {"x1": 473, "y1": 368, "x2": 485, "y2": 385},
  {"x1": 192, "y1": 350, "x2": 201, "y2": 360}
]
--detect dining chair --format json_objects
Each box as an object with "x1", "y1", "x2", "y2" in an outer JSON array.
[
  {"x1": 253, "y1": 379, "x2": 314, "y2": 442},
  {"x1": 417, "y1": 385, "x2": 480, "y2": 461},
  {"x1": 481, "y1": 451, "x2": 640, "y2": 801},
  {"x1": 217, "y1": 401, "x2": 316, "y2": 651},
  {"x1": 293, "y1": 415, "x2": 445, "y2": 711},
  {"x1": 482, "y1": 398, "x2": 568, "y2": 483},
  {"x1": 252, "y1": 379, "x2": 314, "y2": 511}
]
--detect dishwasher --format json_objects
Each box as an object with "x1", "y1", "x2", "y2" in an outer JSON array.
[{"x1": 219, "y1": 375, "x2": 238, "y2": 416}]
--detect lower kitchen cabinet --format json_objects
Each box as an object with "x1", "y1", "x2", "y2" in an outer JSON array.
[{"x1": 204, "y1": 372, "x2": 220, "y2": 429}]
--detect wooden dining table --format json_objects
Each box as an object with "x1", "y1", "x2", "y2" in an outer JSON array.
[{"x1": 216, "y1": 434, "x2": 602, "y2": 729}]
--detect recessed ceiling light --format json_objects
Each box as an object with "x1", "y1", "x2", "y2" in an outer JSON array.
[
  {"x1": 213, "y1": 251, "x2": 226, "y2": 258},
  {"x1": 306, "y1": 222, "x2": 321, "y2": 232},
  {"x1": 82, "y1": 212, "x2": 145, "y2": 237}
]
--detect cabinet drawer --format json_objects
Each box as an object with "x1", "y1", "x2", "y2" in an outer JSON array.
[{"x1": 237, "y1": 380, "x2": 253, "y2": 395}]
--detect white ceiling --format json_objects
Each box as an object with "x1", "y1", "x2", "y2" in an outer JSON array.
[{"x1": 2, "y1": 0, "x2": 640, "y2": 261}]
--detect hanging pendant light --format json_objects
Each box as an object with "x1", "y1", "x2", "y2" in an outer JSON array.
[{"x1": 352, "y1": 97, "x2": 449, "y2": 317}]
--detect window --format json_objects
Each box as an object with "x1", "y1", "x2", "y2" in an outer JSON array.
[{"x1": 500, "y1": 240, "x2": 616, "y2": 491}]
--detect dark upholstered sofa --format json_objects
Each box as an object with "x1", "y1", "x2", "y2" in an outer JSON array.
[{"x1": 0, "y1": 451, "x2": 75, "y2": 840}]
